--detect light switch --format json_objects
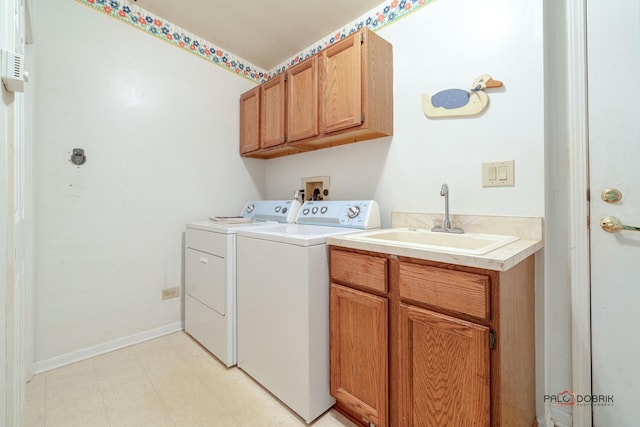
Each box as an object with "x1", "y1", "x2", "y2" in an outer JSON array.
[
  {"x1": 482, "y1": 160, "x2": 515, "y2": 187},
  {"x1": 488, "y1": 166, "x2": 497, "y2": 181},
  {"x1": 498, "y1": 166, "x2": 508, "y2": 180}
]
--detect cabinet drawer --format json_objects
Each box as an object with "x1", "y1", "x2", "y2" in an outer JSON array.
[
  {"x1": 185, "y1": 229, "x2": 228, "y2": 257},
  {"x1": 330, "y1": 250, "x2": 387, "y2": 293},
  {"x1": 399, "y1": 263, "x2": 489, "y2": 320}
]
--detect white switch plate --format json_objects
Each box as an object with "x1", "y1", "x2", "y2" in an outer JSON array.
[{"x1": 482, "y1": 160, "x2": 515, "y2": 187}]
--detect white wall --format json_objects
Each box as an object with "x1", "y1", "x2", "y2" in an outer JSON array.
[
  {"x1": 266, "y1": 0, "x2": 545, "y2": 226},
  {"x1": 31, "y1": 0, "x2": 265, "y2": 365}
]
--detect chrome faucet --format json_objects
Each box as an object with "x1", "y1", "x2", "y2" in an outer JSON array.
[{"x1": 432, "y1": 183, "x2": 464, "y2": 234}]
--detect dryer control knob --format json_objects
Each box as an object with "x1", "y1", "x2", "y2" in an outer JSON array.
[
  {"x1": 303, "y1": 208, "x2": 310, "y2": 215},
  {"x1": 246, "y1": 204, "x2": 255, "y2": 213},
  {"x1": 348, "y1": 206, "x2": 360, "y2": 218},
  {"x1": 312, "y1": 207, "x2": 319, "y2": 214}
]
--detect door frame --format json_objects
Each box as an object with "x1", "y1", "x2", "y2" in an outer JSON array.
[{"x1": 567, "y1": 0, "x2": 592, "y2": 425}]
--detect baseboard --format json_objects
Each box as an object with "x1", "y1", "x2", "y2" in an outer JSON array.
[
  {"x1": 33, "y1": 321, "x2": 184, "y2": 374},
  {"x1": 547, "y1": 405, "x2": 572, "y2": 427}
]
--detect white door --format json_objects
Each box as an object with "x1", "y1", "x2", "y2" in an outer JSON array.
[{"x1": 588, "y1": 0, "x2": 640, "y2": 424}]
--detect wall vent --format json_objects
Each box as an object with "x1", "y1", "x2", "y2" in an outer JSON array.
[{"x1": 1, "y1": 50, "x2": 26, "y2": 93}]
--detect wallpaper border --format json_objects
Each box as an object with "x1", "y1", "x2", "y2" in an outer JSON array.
[{"x1": 74, "y1": 0, "x2": 437, "y2": 83}]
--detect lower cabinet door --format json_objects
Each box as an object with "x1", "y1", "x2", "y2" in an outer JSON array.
[
  {"x1": 330, "y1": 283, "x2": 388, "y2": 427},
  {"x1": 399, "y1": 303, "x2": 490, "y2": 426}
]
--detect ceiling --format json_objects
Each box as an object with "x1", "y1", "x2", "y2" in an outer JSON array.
[{"x1": 131, "y1": 0, "x2": 384, "y2": 70}]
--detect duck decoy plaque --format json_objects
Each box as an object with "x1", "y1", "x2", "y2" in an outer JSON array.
[{"x1": 422, "y1": 74, "x2": 503, "y2": 118}]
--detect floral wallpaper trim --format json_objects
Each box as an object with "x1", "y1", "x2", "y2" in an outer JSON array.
[
  {"x1": 73, "y1": 0, "x2": 268, "y2": 83},
  {"x1": 74, "y1": 0, "x2": 437, "y2": 84},
  {"x1": 271, "y1": 0, "x2": 437, "y2": 77}
]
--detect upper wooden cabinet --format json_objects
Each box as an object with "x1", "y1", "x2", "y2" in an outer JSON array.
[
  {"x1": 288, "y1": 56, "x2": 319, "y2": 142},
  {"x1": 239, "y1": 28, "x2": 393, "y2": 159},
  {"x1": 239, "y1": 75, "x2": 304, "y2": 157},
  {"x1": 260, "y1": 74, "x2": 287, "y2": 149},
  {"x1": 322, "y1": 33, "x2": 362, "y2": 134},
  {"x1": 239, "y1": 87, "x2": 260, "y2": 155}
]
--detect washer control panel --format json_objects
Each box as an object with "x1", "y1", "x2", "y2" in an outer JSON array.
[
  {"x1": 241, "y1": 200, "x2": 301, "y2": 223},
  {"x1": 296, "y1": 200, "x2": 380, "y2": 229}
]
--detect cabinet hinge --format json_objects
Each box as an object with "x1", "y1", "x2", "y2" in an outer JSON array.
[
  {"x1": 360, "y1": 32, "x2": 365, "y2": 44},
  {"x1": 489, "y1": 330, "x2": 496, "y2": 350},
  {"x1": 284, "y1": 134, "x2": 288, "y2": 143},
  {"x1": 284, "y1": 73, "x2": 288, "y2": 82},
  {"x1": 360, "y1": 112, "x2": 365, "y2": 123},
  {"x1": 587, "y1": 215, "x2": 590, "y2": 229}
]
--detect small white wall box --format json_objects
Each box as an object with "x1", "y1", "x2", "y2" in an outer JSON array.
[{"x1": 1, "y1": 50, "x2": 25, "y2": 93}]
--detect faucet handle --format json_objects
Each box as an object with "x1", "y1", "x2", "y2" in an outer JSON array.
[
  {"x1": 447, "y1": 218, "x2": 464, "y2": 234},
  {"x1": 431, "y1": 217, "x2": 445, "y2": 232}
]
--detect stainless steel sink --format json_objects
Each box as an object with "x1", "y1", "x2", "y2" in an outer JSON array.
[{"x1": 344, "y1": 228, "x2": 519, "y2": 255}]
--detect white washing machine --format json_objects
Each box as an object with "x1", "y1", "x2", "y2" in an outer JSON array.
[
  {"x1": 236, "y1": 200, "x2": 380, "y2": 422},
  {"x1": 184, "y1": 199, "x2": 300, "y2": 367}
]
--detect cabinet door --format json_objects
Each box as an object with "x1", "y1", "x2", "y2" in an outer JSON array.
[
  {"x1": 330, "y1": 283, "x2": 388, "y2": 427},
  {"x1": 287, "y1": 57, "x2": 319, "y2": 142},
  {"x1": 321, "y1": 33, "x2": 362, "y2": 133},
  {"x1": 400, "y1": 304, "x2": 490, "y2": 426},
  {"x1": 260, "y1": 73, "x2": 286, "y2": 148},
  {"x1": 239, "y1": 87, "x2": 260, "y2": 154}
]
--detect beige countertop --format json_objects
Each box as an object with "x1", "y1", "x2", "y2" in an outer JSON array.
[{"x1": 326, "y1": 213, "x2": 544, "y2": 271}]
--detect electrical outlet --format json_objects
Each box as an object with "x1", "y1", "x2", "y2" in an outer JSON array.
[
  {"x1": 301, "y1": 176, "x2": 330, "y2": 200},
  {"x1": 161, "y1": 287, "x2": 180, "y2": 300}
]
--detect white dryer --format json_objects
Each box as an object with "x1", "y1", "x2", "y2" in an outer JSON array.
[
  {"x1": 236, "y1": 200, "x2": 380, "y2": 422},
  {"x1": 184, "y1": 200, "x2": 300, "y2": 367}
]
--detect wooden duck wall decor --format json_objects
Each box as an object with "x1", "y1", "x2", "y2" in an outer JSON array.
[{"x1": 422, "y1": 74, "x2": 503, "y2": 118}]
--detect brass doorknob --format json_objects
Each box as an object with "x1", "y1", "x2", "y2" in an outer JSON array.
[{"x1": 600, "y1": 216, "x2": 640, "y2": 233}]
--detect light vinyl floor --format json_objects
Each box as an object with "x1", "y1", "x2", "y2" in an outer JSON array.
[{"x1": 23, "y1": 332, "x2": 356, "y2": 427}]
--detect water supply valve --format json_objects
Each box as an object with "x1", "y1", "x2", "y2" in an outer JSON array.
[{"x1": 70, "y1": 148, "x2": 86, "y2": 166}]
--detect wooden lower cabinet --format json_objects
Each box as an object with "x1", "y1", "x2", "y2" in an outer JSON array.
[
  {"x1": 399, "y1": 304, "x2": 490, "y2": 426},
  {"x1": 330, "y1": 284, "x2": 388, "y2": 426},
  {"x1": 329, "y1": 247, "x2": 536, "y2": 426}
]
